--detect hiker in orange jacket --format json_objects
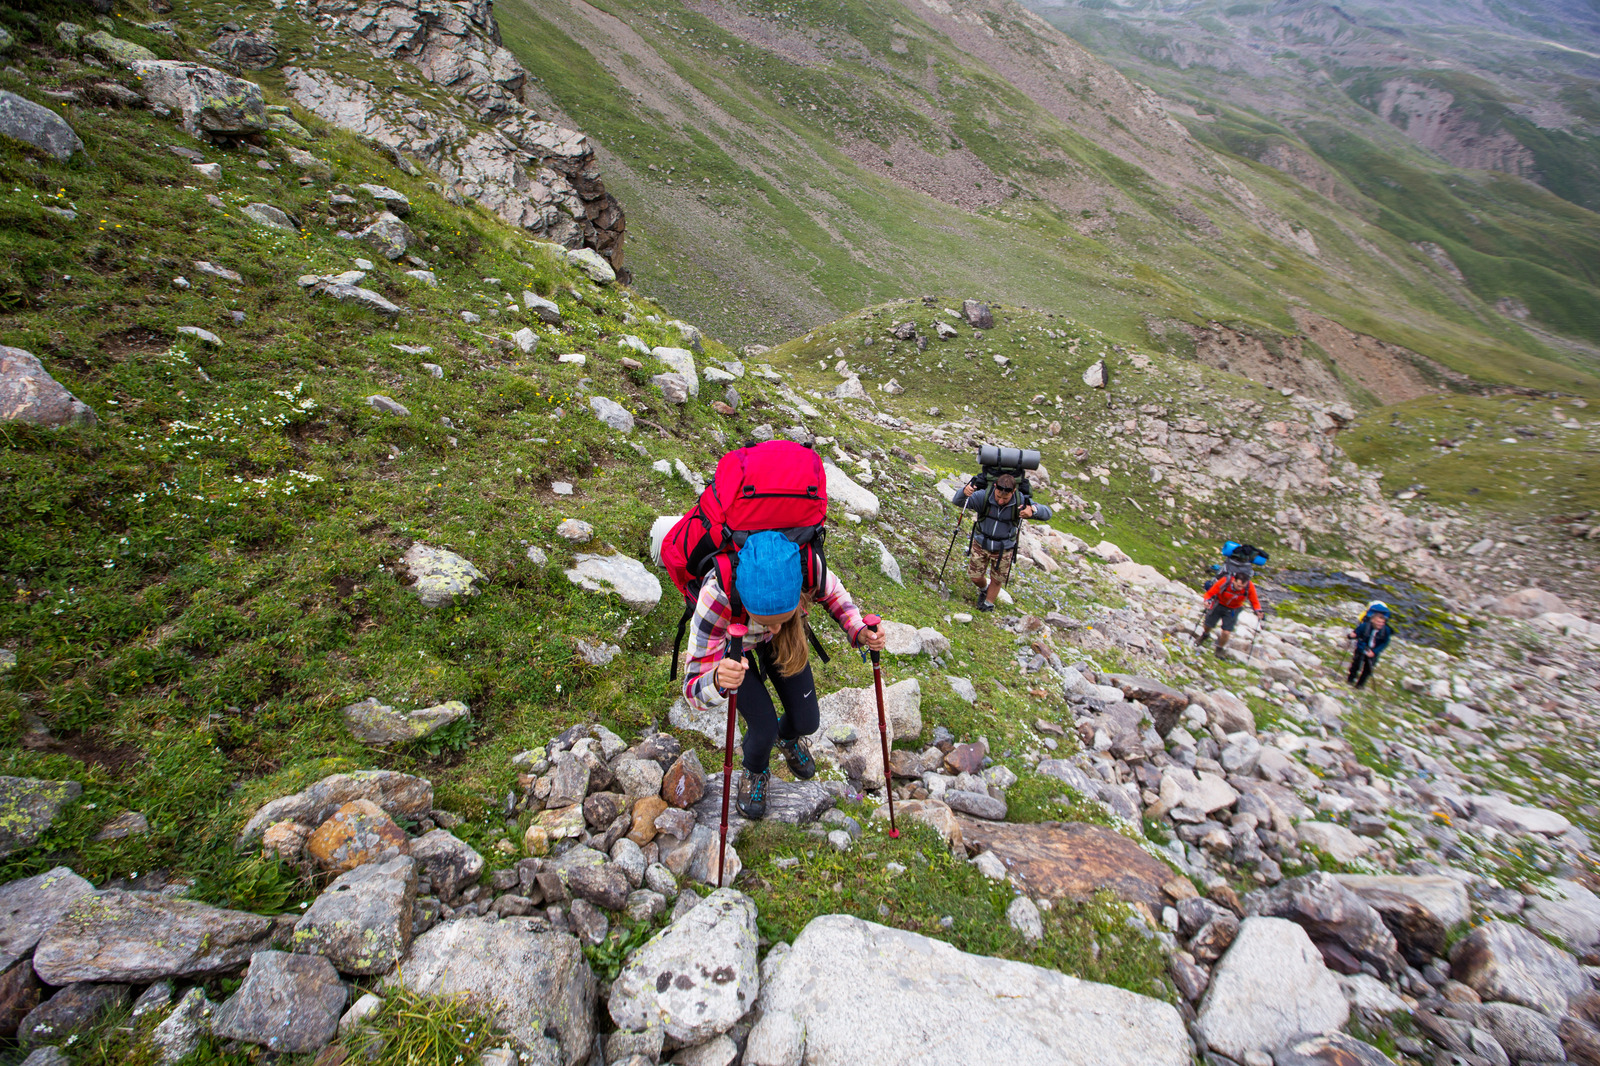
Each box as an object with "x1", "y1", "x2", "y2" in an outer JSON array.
[{"x1": 1195, "y1": 572, "x2": 1264, "y2": 656}]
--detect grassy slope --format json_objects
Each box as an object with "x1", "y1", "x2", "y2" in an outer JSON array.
[{"x1": 490, "y1": 0, "x2": 1598, "y2": 393}]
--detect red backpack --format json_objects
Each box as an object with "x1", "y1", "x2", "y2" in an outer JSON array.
[{"x1": 661, "y1": 440, "x2": 830, "y2": 678}]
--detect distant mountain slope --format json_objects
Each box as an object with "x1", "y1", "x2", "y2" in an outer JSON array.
[{"x1": 495, "y1": 0, "x2": 1598, "y2": 389}]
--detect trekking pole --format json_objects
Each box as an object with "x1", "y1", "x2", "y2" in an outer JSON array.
[
  {"x1": 1243, "y1": 608, "x2": 1266, "y2": 661},
  {"x1": 716, "y1": 622, "x2": 747, "y2": 889},
  {"x1": 861, "y1": 614, "x2": 899, "y2": 838},
  {"x1": 936, "y1": 495, "x2": 971, "y2": 596}
]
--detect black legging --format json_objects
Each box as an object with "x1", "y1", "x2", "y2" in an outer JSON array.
[
  {"x1": 737, "y1": 642, "x2": 819, "y2": 773},
  {"x1": 1348, "y1": 648, "x2": 1375, "y2": 687}
]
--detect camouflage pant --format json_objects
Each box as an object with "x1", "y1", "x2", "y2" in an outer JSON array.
[{"x1": 967, "y1": 544, "x2": 1012, "y2": 586}]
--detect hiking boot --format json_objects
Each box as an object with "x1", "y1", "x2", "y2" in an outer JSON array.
[
  {"x1": 776, "y1": 736, "x2": 815, "y2": 780},
  {"x1": 737, "y1": 768, "x2": 770, "y2": 819},
  {"x1": 976, "y1": 599, "x2": 995, "y2": 613}
]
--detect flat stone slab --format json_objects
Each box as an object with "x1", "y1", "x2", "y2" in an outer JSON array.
[
  {"x1": 0, "y1": 348, "x2": 96, "y2": 430},
  {"x1": 958, "y1": 820, "x2": 1184, "y2": 912},
  {"x1": 34, "y1": 891, "x2": 274, "y2": 984},
  {"x1": 760, "y1": 914, "x2": 1190, "y2": 1065},
  {"x1": 341, "y1": 697, "x2": 469, "y2": 746},
  {"x1": 0, "y1": 866, "x2": 95, "y2": 971},
  {"x1": 1334, "y1": 874, "x2": 1470, "y2": 928},
  {"x1": 564, "y1": 553, "x2": 662, "y2": 614}
]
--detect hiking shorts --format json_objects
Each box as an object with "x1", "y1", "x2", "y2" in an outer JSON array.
[
  {"x1": 967, "y1": 544, "x2": 1012, "y2": 586},
  {"x1": 1204, "y1": 602, "x2": 1243, "y2": 632}
]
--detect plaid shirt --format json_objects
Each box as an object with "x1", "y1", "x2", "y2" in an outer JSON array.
[{"x1": 683, "y1": 571, "x2": 868, "y2": 715}]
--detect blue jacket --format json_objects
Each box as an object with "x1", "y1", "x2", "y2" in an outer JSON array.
[
  {"x1": 1351, "y1": 619, "x2": 1393, "y2": 658},
  {"x1": 952, "y1": 485, "x2": 1053, "y2": 553}
]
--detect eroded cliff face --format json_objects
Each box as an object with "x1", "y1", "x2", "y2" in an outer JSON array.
[
  {"x1": 1373, "y1": 78, "x2": 1538, "y2": 179},
  {"x1": 286, "y1": 0, "x2": 625, "y2": 267}
]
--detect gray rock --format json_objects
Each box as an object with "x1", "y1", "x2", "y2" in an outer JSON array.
[
  {"x1": 240, "y1": 202, "x2": 296, "y2": 230},
  {"x1": 652, "y1": 373, "x2": 690, "y2": 404},
  {"x1": 293, "y1": 856, "x2": 417, "y2": 975},
  {"x1": 84, "y1": 30, "x2": 157, "y2": 65},
  {"x1": 92, "y1": 811, "x2": 149, "y2": 841},
  {"x1": 590, "y1": 395, "x2": 634, "y2": 433},
  {"x1": 1333, "y1": 874, "x2": 1471, "y2": 928},
  {"x1": 962, "y1": 300, "x2": 994, "y2": 329},
  {"x1": 1244, "y1": 873, "x2": 1405, "y2": 979},
  {"x1": 653, "y1": 347, "x2": 700, "y2": 395},
  {"x1": 212, "y1": 950, "x2": 346, "y2": 1053},
  {"x1": 20, "y1": 1050, "x2": 69, "y2": 1066},
  {"x1": 567, "y1": 862, "x2": 630, "y2": 912},
  {"x1": 318, "y1": 282, "x2": 402, "y2": 315},
  {"x1": 389, "y1": 916, "x2": 595, "y2": 1062},
  {"x1": 129, "y1": 980, "x2": 172, "y2": 1023},
  {"x1": 238, "y1": 770, "x2": 433, "y2": 845},
  {"x1": 567, "y1": 898, "x2": 608, "y2": 946},
  {"x1": 18, "y1": 981, "x2": 131, "y2": 1049},
  {"x1": 1273, "y1": 1032, "x2": 1399, "y2": 1066},
  {"x1": 397, "y1": 542, "x2": 485, "y2": 608},
  {"x1": 0, "y1": 349, "x2": 96, "y2": 430},
  {"x1": 762, "y1": 913, "x2": 1188, "y2": 1064},
  {"x1": 1525, "y1": 879, "x2": 1600, "y2": 955},
  {"x1": 34, "y1": 890, "x2": 273, "y2": 984},
  {"x1": 130, "y1": 60, "x2": 266, "y2": 137},
  {"x1": 1196, "y1": 917, "x2": 1348, "y2": 1061},
  {"x1": 0, "y1": 866, "x2": 94, "y2": 971},
  {"x1": 175, "y1": 325, "x2": 223, "y2": 348},
  {"x1": 940, "y1": 675, "x2": 979, "y2": 701},
  {"x1": 645, "y1": 863, "x2": 678, "y2": 898},
  {"x1": 564, "y1": 554, "x2": 662, "y2": 614},
  {"x1": 565, "y1": 247, "x2": 616, "y2": 284},
  {"x1": 523, "y1": 291, "x2": 562, "y2": 324},
  {"x1": 512, "y1": 327, "x2": 539, "y2": 353},
  {"x1": 405, "y1": 269, "x2": 437, "y2": 287},
  {"x1": 1008, "y1": 896, "x2": 1044, "y2": 942},
  {"x1": 150, "y1": 987, "x2": 214, "y2": 1064},
  {"x1": 1462, "y1": 1001, "x2": 1565, "y2": 1063},
  {"x1": 341, "y1": 697, "x2": 470, "y2": 747},
  {"x1": 823, "y1": 463, "x2": 880, "y2": 518},
  {"x1": 1450, "y1": 920, "x2": 1587, "y2": 1015},
  {"x1": 609, "y1": 888, "x2": 759, "y2": 1044},
  {"x1": 283, "y1": 146, "x2": 332, "y2": 178},
  {"x1": 690, "y1": 776, "x2": 835, "y2": 847},
  {"x1": 356, "y1": 211, "x2": 414, "y2": 261},
  {"x1": 0, "y1": 91, "x2": 84, "y2": 160},
  {"x1": 625, "y1": 890, "x2": 666, "y2": 923},
  {"x1": 944, "y1": 790, "x2": 1007, "y2": 821},
  {"x1": 556, "y1": 518, "x2": 594, "y2": 542},
  {"x1": 358, "y1": 183, "x2": 411, "y2": 215},
  {"x1": 366, "y1": 394, "x2": 410, "y2": 416}
]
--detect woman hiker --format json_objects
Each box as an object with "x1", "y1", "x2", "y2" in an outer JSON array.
[
  {"x1": 1196, "y1": 570, "x2": 1264, "y2": 657},
  {"x1": 1347, "y1": 602, "x2": 1394, "y2": 689},
  {"x1": 681, "y1": 530, "x2": 889, "y2": 819}
]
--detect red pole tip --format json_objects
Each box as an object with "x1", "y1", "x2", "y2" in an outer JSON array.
[
  {"x1": 727, "y1": 622, "x2": 748, "y2": 639},
  {"x1": 889, "y1": 829, "x2": 900, "y2": 838},
  {"x1": 861, "y1": 613, "x2": 881, "y2": 628}
]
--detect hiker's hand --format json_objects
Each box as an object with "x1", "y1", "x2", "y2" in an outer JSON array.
[
  {"x1": 862, "y1": 627, "x2": 888, "y2": 652},
  {"x1": 963, "y1": 483, "x2": 975, "y2": 498},
  {"x1": 1347, "y1": 630, "x2": 1357, "y2": 640},
  {"x1": 1366, "y1": 650, "x2": 1376, "y2": 658},
  {"x1": 1021, "y1": 504, "x2": 1036, "y2": 518},
  {"x1": 715, "y1": 655, "x2": 747, "y2": 692},
  {"x1": 1255, "y1": 610, "x2": 1265, "y2": 620}
]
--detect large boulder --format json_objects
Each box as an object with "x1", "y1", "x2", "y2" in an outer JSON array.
[
  {"x1": 1109, "y1": 674, "x2": 1188, "y2": 736},
  {"x1": 0, "y1": 93, "x2": 84, "y2": 161},
  {"x1": 652, "y1": 347, "x2": 699, "y2": 395},
  {"x1": 958, "y1": 820, "x2": 1184, "y2": 913},
  {"x1": 0, "y1": 867, "x2": 94, "y2": 971},
  {"x1": 396, "y1": 542, "x2": 485, "y2": 607},
  {"x1": 129, "y1": 61, "x2": 268, "y2": 139},
  {"x1": 1245, "y1": 873, "x2": 1404, "y2": 979},
  {"x1": 293, "y1": 856, "x2": 417, "y2": 975},
  {"x1": 239, "y1": 770, "x2": 433, "y2": 844},
  {"x1": 211, "y1": 951, "x2": 346, "y2": 1054},
  {"x1": 812, "y1": 679, "x2": 920, "y2": 788},
  {"x1": 1450, "y1": 920, "x2": 1588, "y2": 1015},
  {"x1": 341, "y1": 697, "x2": 470, "y2": 747},
  {"x1": 1490, "y1": 587, "x2": 1568, "y2": 619},
  {"x1": 0, "y1": 349, "x2": 96, "y2": 430},
  {"x1": 34, "y1": 891, "x2": 274, "y2": 984},
  {"x1": 1196, "y1": 917, "x2": 1349, "y2": 1061},
  {"x1": 823, "y1": 463, "x2": 879, "y2": 518},
  {"x1": 1333, "y1": 874, "x2": 1470, "y2": 928},
  {"x1": 564, "y1": 554, "x2": 662, "y2": 614},
  {"x1": 609, "y1": 888, "x2": 759, "y2": 1046},
  {"x1": 759, "y1": 913, "x2": 1189, "y2": 1065},
  {"x1": 389, "y1": 916, "x2": 595, "y2": 1063},
  {"x1": 1471, "y1": 795, "x2": 1572, "y2": 836},
  {"x1": 1525, "y1": 879, "x2": 1600, "y2": 955}
]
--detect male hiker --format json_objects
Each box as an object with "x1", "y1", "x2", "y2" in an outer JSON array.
[
  {"x1": 1196, "y1": 570, "x2": 1264, "y2": 656},
  {"x1": 1347, "y1": 601, "x2": 1393, "y2": 689},
  {"x1": 955, "y1": 474, "x2": 1052, "y2": 612}
]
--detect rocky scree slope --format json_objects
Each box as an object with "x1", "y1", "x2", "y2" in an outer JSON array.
[{"x1": 2, "y1": 8, "x2": 1600, "y2": 1066}]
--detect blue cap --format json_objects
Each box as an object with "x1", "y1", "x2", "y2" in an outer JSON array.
[
  {"x1": 1367, "y1": 601, "x2": 1390, "y2": 616},
  {"x1": 735, "y1": 531, "x2": 802, "y2": 617}
]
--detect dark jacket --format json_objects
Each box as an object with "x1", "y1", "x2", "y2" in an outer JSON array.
[
  {"x1": 952, "y1": 485, "x2": 1053, "y2": 553},
  {"x1": 1351, "y1": 619, "x2": 1393, "y2": 658}
]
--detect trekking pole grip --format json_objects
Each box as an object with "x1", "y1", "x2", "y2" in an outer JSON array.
[
  {"x1": 725, "y1": 623, "x2": 747, "y2": 662},
  {"x1": 862, "y1": 614, "x2": 881, "y2": 665}
]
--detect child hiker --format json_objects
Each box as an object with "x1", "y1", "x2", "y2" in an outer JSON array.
[
  {"x1": 1347, "y1": 602, "x2": 1393, "y2": 689},
  {"x1": 682, "y1": 531, "x2": 889, "y2": 819},
  {"x1": 1196, "y1": 570, "x2": 1264, "y2": 656}
]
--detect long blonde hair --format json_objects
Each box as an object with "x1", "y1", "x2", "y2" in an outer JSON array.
[{"x1": 769, "y1": 592, "x2": 816, "y2": 678}]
